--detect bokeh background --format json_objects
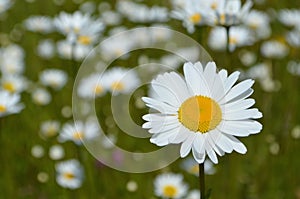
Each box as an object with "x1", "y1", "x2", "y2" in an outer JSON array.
[{"x1": 1, "y1": 0, "x2": 300, "y2": 198}]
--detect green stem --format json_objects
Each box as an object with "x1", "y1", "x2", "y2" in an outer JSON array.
[
  {"x1": 199, "y1": 163, "x2": 205, "y2": 199},
  {"x1": 225, "y1": 26, "x2": 230, "y2": 54}
]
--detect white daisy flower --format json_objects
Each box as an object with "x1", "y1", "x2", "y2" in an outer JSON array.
[
  {"x1": 31, "y1": 88, "x2": 52, "y2": 105},
  {"x1": 286, "y1": 29, "x2": 300, "y2": 48},
  {"x1": 214, "y1": 0, "x2": 253, "y2": 27},
  {"x1": 0, "y1": 0, "x2": 13, "y2": 14},
  {"x1": 31, "y1": 145, "x2": 45, "y2": 158},
  {"x1": 56, "y1": 40, "x2": 91, "y2": 61},
  {"x1": 208, "y1": 26, "x2": 254, "y2": 52},
  {"x1": 142, "y1": 61, "x2": 262, "y2": 164},
  {"x1": 278, "y1": 9, "x2": 300, "y2": 28},
  {"x1": 55, "y1": 159, "x2": 84, "y2": 189},
  {"x1": 0, "y1": 90, "x2": 24, "y2": 117},
  {"x1": 24, "y1": 16, "x2": 54, "y2": 33},
  {"x1": 171, "y1": 0, "x2": 215, "y2": 33},
  {"x1": 54, "y1": 11, "x2": 104, "y2": 45},
  {"x1": 39, "y1": 120, "x2": 60, "y2": 138},
  {"x1": 58, "y1": 120, "x2": 100, "y2": 145},
  {"x1": 101, "y1": 10, "x2": 122, "y2": 26},
  {"x1": 260, "y1": 40, "x2": 289, "y2": 59},
  {"x1": 77, "y1": 73, "x2": 106, "y2": 99},
  {"x1": 39, "y1": 69, "x2": 68, "y2": 90},
  {"x1": 243, "y1": 10, "x2": 271, "y2": 40},
  {"x1": 1, "y1": 75, "x2": 27, "y2": 93},
  {"x1": 0, "y1": 44, "x2": 25, "y2": 75},
  {"x1": 102, "y1": 67, "x2": 140, "y2": 95},
  {"x1": 49, "y1": 145, "x2": 65, "y2": 160},
  {"x1": 37, "y1": 39, "x2": 55, "y2": 59},
  {"x1": 154, "y1": 173, "x2": 188, "y2": 199}
]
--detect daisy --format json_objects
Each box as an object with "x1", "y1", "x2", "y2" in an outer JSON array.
[
  {"x1": 0, "y1": 90, "x2": 24, "y2": 117},
  {"x1": 58, "y1": 120, "x2": 100, "y2": 145},
  {"x1": 31, "y1": 88, "x2": 52, "y2": 105},
  {"x1": 171, "y1": 0, "x2": 214, "y2": 33},
  {"x1": 77, "y1": 73, "x2": 106, "y2": 99},
  {"x1": 0, "y1": 0, "x2": 13, "y2": 14},
  {"x1": 37, "y1": 39, "x2": 55, "y2": 59},
  {"x1": 142, "y1": 62, "x2": 262, "y2": 164},
  {"x1": 260, "y1": 40, "x2": 289, "y2": 59},
  {"x1": 0, "y1": 44, "x2": 25, "y2": 75},
  {"x1": 243, "y1": 10, "x2": 271, "y2": 40},
  {"x1": 56, "y1": 40, "x2": 91, "y2": 61},
  {"x1": 39, "y1": 120, "x2": 60, "y2": 138},
  {"x1": 208, "y1": 26, "x2": 254, "y2": 52},
  {"x1": 185, "y1": 190, "x2": 201, "y2": 199},
  {"x1": 1, "y1": 75, "x2": 27, "y2": 93},
  {"x1": 154, "y1": 173, "x2": 188, "y2": 199},
  {"x1": 102, "y1": 67, "x2": 140, "y2": 95},
  {"x1": 49, "y1": 145, "x2": 65, "y2": 160},
  {"x1": 286, "y1": 29, "x2": 300, "y2": 48},
  {"x1": 214, "y1": 0, "x2": 253, "y2": 27},
  {"x1": 39, "y1": 69, "x2": 68, "y2": 90},
  {"x1": 55, "y1": 159, "x2": 84, "y2": 189},
  {"x1": 24, "y1": 16, "x2": 54, "y2": 33},
  {"x1": 278, "y1": 9, "x2": 300, "y2": 28}
]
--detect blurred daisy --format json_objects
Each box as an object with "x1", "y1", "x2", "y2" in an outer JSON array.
[
  {"x1": 182, "y1": 157, "x2": 216, "y2": 176},
  {"x1": 40, "y1": 120, "x2": 60, "y2": 138},
  {"x1": 214, "y1": 0, "x2": 253, "y2": 27},
  {"x1": 55, "y1": 159, "x2": 84, "y2": 189},
  {"x1": 102, "y1": 67, "x2": 140, "y2": 95},
  {"x1": 39, "y1": 69, "x2": 68, "y2": 90},
  {"x1": 24, "y1": 16, "x2": 54, "y2": 33},
  {"x1": 37, "y1": 39, "x2": 55, "y2": 59},
  {"x1": 243, "y1": 10, "x2": 271, "y2": 40},
  {"x1": 260, "y1": 40, "x2": 289, "y2": 59},
  {"x1": 31, "y1": 88, "x2": 52, "y2": 105},
  {"x1": 53, "y1": 11, "x2": 104, "y2": 45},
  {"x1": 0, "y1": 0, "x2": 13, "y2": 14},
  {"x1": 31, "y1": 145, "x2": 45, "y2": 158},
  {"x1": 58, "y1": 120, "x2": 100, "y2": 145},
  {"x1": 286, "y1": 29, "x2": 300, "y2": 48},
  {"x1": 0, "y1": 90, "x2": 24, "y2": 117},
  {"x1": 208, "y1": 26, "x2": 254, "y2": 52},
  {"x1": 56, "y1": 40, "x2": 91, "y2": 61},
  {"x1": 77, "y1": 73, "x2": 106, "y2": 99},
  {"x1": 171, "y1": 0, "x2": 214, "y2": 33},
  {"x1": 1, "y1": 75, "x2": 27, "y2": 93},
  {"x1": 0, "y1": 44, "x2": 25, "y2": 75},
  {"x1": 278, "y1": 9, "x2": 300, "y2": 28},
  {"x1": 117, "y1": 1, "x2": 168, "y2": 23},
  {"x1": 154, "y1": 173, "x2": 188, "y2": 199},
  {"x1": 142, "y1": 62, "x2": 262, "y2": 164},
  {"x1": 49, "y1": 145, "x2": 65, "y2": 160},
  {"x1": 101, "y1": 10, "x2": 122, "y2": 26}
]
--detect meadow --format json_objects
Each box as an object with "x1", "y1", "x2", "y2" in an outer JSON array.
[{"x1": 1, "y1": 0, "x2": 300, "y2": 198}]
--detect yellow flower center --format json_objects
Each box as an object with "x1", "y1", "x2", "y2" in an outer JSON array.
[
  {"x1": 0, "y1": 105, "x2": 7, "y2": 113},
  {"x1": 45, "y1": 126, "x2": 57, "y2": 137},
  {"x1": 189, "y1": 13, "x2": 202, "y2": 24},
  {"x1": 211, "y1": 2, "x2": 218, "y2": 10},
  {"x1": 78, "y1": 35, "x2": 92, "y2": 45},
  {"x1": 163, "y1": 185, "x2": 178, "y2": 198},
  {"x1": 178, "y1": 96, "x2": 222, "y2": 133},
  {"x1": 94, "y1": 85, "x2": 103, "y2": 95},
  {"x1": 63, "y1": 172, "x2": 75, "y2": 180},
  {"x1": 229, "y1": 37, "x2": 238, "y2": 45},
  {"x1": 111, "y1": 81, "x2": 124, "y2": 91},
  {"x1": 3, "y1": 82, "x2": 16, "y2": 92},
  {"x1": 220, "y1": 14, "x2": 226, "y2": 25},
  {"x1": 73, "y1": 131, "x2": 84, "y2": 140}
]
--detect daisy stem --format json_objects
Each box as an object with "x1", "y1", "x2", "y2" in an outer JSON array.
[
  {"x1": 199, "y1": 163, "x2": 205, "y2": 199},
  {"x1": 225, "y1": 26, "x2": 230, "y2": 54}
]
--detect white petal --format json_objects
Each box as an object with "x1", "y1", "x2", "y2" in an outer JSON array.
[
  {"x1": 142, "y1": 97, "x2": 178, "y2": 114},
  {"x1": 165, "y1": 72, "x2": 191, "y2": 102},
  {"x1": 180, "y1": 133, "x2": 196, "y2": 157},
  {"x1": 203, "y1": 62, "x2": 217, "y2": 90},
  {"x1": 224, "y1": 98, "x2": 255, "y2": 113},
  {"x1": 223, "y1": 108, "x2": 262, "y2": 120},
  {"x1": 192, "y1": 148, "x2": 206, "y2": 164},
  {"x1": 226, "y1": 135, "x2": 247, "y2": 154},
  {"x1": 225, "y1": 79, "x2": 254, "y2": 102},
  {"x1": 218, "y1": 69, "x2": 228, "y2": 83},
  {"x1": 224, "y1": 71, "x2": 240, "y2": 94},
  {"x1": 183, "y1": 62, "x2": 210, "y2": 96},
  {"x1": 215, "y1": 133, "x2": 234, "y2": 153},
  {"x1": 206, "y1": 148, "x2": 218, "y2": 164},
  {"x1": 149, "y1": 122, "x2": 181, "y2": 134},
  {"x1": 220, "y1": 120, "x2": 262, "y2": 136},
  {"x1": 150, "y1": 130, "x2": 177, "y2": 146},
  {"x1": 192, "y1": 134, "x2": 205, "y2": 154},
  {"x1": 169, "y1": 127, "x2": 190, "y2": 143}
]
